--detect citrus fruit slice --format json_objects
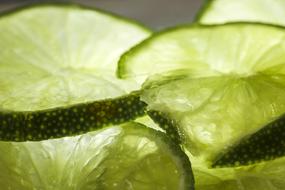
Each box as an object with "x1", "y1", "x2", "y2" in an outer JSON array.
[
  {"x1": 196, "y1": 0, "x2": 285, "y2": 26},
  {"x1": 0, "y1": 122, "x2": 195, "y2": 190},
  {"x1": 120, "y1": 23, "x2": 285, "y2": 189},
  {"x1": 117, "y1": 23, "x2": 285, "y2": 84},
  {"x1": 0, "y1": 3, "x2": 151, "y2": 140}
]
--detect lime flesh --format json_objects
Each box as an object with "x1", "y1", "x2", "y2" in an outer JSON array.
[
  {"x1": 0, "y1": 4, "x2": 152, "y2": 140},
  {"x1": 0, "y1": 4, "x2": 151, "y2": 112},
  {"x1": 0, "y1": 122, "x2": 194, "y2": 190},
  {"x1": 196, "y1": 0, "x2": 285, "y2": 26},
  {"x1": 118, "y1": 23, "x2": 285, "y2": 84},
  {"x1": 0, "y1": 4, "x2": 196, "y2": 190}
]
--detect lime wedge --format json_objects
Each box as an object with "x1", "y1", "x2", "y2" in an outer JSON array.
[
  {"x1": 0, "y1": 4, "x2": 151, "y2": 140},
  {"x1": 196, "y1": 0, "x2": 285, "y2": 26},
  {"x1": 0, "y1": 122, "x2": 194, "y2": 190},
  {"x1": 121, "y1": 23, "x2": 285, "y2": 189}
]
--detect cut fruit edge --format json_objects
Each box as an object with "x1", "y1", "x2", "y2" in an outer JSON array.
[{"x1": 117, "y1": 22, "x2": 285, "y2": 85}]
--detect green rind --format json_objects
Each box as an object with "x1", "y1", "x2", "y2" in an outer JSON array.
[
  {"x1": 147, "y1": 110, "x2": 181, "y2": 144},
  {"x1": 122, "y1": 122, "x2": 195, "y2": 190},
  {"x1": 0, "y1": 92, "x2": 147, "y2": 141}
]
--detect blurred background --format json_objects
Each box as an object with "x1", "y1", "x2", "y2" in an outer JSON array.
[{"x1": 0, "y1": 0, "x2": 203, "y2": 30}]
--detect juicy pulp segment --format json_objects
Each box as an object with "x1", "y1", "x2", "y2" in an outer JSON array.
[
  {"x1": 0, "y1": 122, "x2": 194, "y2": 190},
  {"x1": 142, "y1": 72, "x2": 285, "y2": 190},
  {"x1": 213, "y1": 114, "x2": 285, "y2": 167},
  {"x1": 142, "y1": 73, "x2": 285, "y2": 163},
  {"x1": 191, "y1": 155, "x2": 285, "y2": 190},
  {"x1": 0, "y1": 4, "x2": 151, "y2": 111},
  {"x1": 196, "y1": 0, "x2": 285, "y2": 26}
]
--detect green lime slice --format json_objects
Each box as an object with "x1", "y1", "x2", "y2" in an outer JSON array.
[
  {"x1": 117, "y1": 23, "x2": 285, "y2": 84},
  {"x1": 0, "y1": 3, "x2": 151, "y2": 111},
  {"x1": 196, "y1": 0, "x2": 285, "y2": 26},
  {"x1": 121, "y1": 23, "x2": 285, "y2": 189},
  {"x1": 0, "y1": 4, "x2": 151, "y2": 140},
  {"x1": 0, "y1": 122, "x2": 194, "y2": 190}
]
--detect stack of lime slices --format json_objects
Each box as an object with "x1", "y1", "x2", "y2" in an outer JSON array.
[
  {"x1": 2, "y1": 1, "x2": 285, "y2": 190},
  {"x1": 0, "y1": 3, "x2": 194, "y2": 190},
  {"x1": 117, "y1": 1, "x2": 285, "y2": 190}
]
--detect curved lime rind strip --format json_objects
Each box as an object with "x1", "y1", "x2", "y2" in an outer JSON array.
[
  {"x1": 0, "y1": 93, "x2": 146, "y2": 141},
  {"x1": 147, "y1": 110, "x2": 181, "y2": 144},
  {"x1": 213, "y1": 114, "x2": 285, "y2": 167},
  {"x1": 135, "y1": 123, "x2": 195, "y2": 190}
]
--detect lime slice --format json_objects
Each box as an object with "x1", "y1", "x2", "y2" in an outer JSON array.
[
  {"x1": 0, "y1": 4, "x2": 151, "y2": 140},
  {"x1": 196, "y1": 0, "x2": 285, "y2": 26},
  {"x1": 121, "y1": 23, "x2": 285, "y2": 189},
  {"x1": 0, "y1": 122, "x2": 194, "y2": 190},
  {"x1": 117, "y1": 23, "x2": 285, "y2": 84},
  {"x1": 0, "y1": 3, "x2": 151, "y2": 111}
]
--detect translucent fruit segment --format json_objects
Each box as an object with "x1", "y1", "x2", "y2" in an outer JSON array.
[
  {"x1": 0, "y1": 4, "x2": 151, "y2": 111},
  {"x1": 213, "y1": 114, "x2": 285, "y2": 167}
]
